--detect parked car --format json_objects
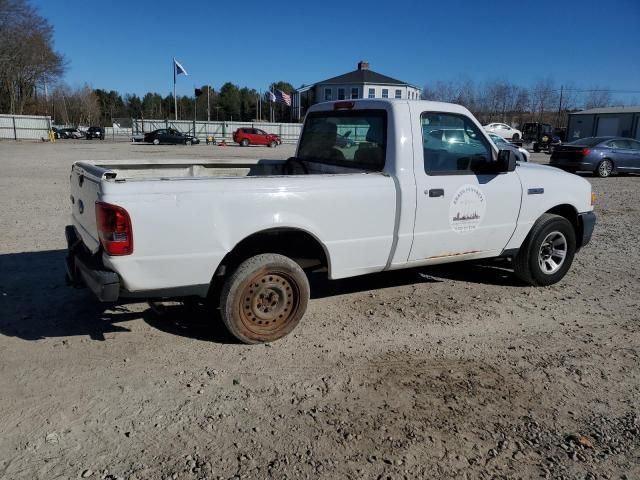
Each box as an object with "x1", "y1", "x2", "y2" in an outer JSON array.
[
  {"x1": 233, "y1": 128, "x2": 281, "y2": 147},
  {"x1": 550, "y1": 136, "x2": 640, "y2": 177},
  {"x1": 483, "y1": 122, "x2": 522, "y2": 141},
  {"x1": 521, "y1": 122, "x2": 561, "y2": 152},
  {"x1": 143, "y1": 129, "x2": 200, "y2": 145},
  {"x1": 86, "y1": 126, "x2": 105, "y2": 140},
  {"x1": 488, "y1": 133, "x2": 530, "y2": 161},
  {"x1": 65, "y1": 99, "x2": 595, "y2": 344},
  {"x1": 59, "y1": 128, "x2": 84, "y2": 139}
]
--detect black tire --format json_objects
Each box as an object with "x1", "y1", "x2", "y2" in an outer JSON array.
[
  {"x1": 241, "y1": 138, "x2": 249, "y2": 147},
  {"x1": 513, "y1": 213, "x2": 576, "y2": 286},
  {"x1": 512, "y1": 133, "x2": 520, "y2": 141},
  {"x1": 533, "y1": 143, "x2": 540, "y2": 153},
  {"x1": 153, "y1": 138, "x2": 160, "y2": 145},
  {"x1": 269, "y1": 141, "x2": 277, "y2": 148},
  {"x1": 219, "y1": 253, "x2": 310, "y2": 344},
  {"x1": 595, "y1": 159, "x2": 613, "y2": 178},
  {"x1": 185, "y1": 139, "x2": 192, "y2": 146}
]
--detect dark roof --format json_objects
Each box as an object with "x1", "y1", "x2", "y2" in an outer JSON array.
[
  {"x1": 315, "y1": 68, "x2": 416, "y2": 87},
  {"x1": 571, "y1": 106, "x2": 640, "y2": 115}
]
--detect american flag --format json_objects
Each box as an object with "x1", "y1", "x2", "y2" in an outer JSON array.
[{"x1": 275, "y1": 89, "x2": 291, "y2": 106}]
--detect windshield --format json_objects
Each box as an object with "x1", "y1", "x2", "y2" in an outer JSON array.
[
  {"x1": 298, "y1": 110, "x2": 387, "y2": 170},
  {"x1": 567, "y1": 137, "x2": 606, "y2": 146},
  {"x1": 522, "y1": 123, "x2": 538, "y2": 134}
]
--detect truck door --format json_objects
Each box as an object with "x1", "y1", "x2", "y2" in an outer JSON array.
[{"x1": 408, "y1": 109, "x2": 522, "y2": 262}]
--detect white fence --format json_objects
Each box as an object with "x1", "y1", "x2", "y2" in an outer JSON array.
[
  {"x1": 0, "y1": 114, "x2": 52, "y2": 140},
  {"x1": 131, "y1": 119, "x2": 303, "y2": 144}
]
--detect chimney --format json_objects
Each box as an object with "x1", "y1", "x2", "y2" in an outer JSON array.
[{"x1": 357, "y1": 61, "x2": 369, "y2": 71}]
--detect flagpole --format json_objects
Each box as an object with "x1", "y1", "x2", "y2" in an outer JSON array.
[{"x1": 173, "y1": 58, "x2": 177, "y2": 121}]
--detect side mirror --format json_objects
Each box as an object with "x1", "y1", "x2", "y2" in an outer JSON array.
[{"x1": 497, "y1": 149, "x2": 517, "y2": 173}]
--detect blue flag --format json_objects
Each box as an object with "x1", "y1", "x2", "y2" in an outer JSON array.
[{"x1": 174, "y1": 58, "x2": 188, "y2": 76}]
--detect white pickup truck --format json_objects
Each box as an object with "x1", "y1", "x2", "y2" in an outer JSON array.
[{"x1": 66, "y1": 99, "x2": 596, "y2": 343}]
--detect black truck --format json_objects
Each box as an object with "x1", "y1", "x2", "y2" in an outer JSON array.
[{"x1": 521, "y1": 122, "x2": 561, "y2": 153}]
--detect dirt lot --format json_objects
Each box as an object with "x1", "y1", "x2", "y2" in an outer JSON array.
[{"x1": 0, "y1": 141, "x2": 638, "y2": 480}]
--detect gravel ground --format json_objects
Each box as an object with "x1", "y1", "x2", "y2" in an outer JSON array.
[{"x1": 0, "y1": 141, "x2": 638, "y2": 480}]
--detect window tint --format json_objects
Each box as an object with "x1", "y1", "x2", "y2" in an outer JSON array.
[
  {"x1": 256, "y1": 129, "x2": 266, "y2": 135},
  {"x1": 297, "y1": 110, "x2": 387, "y2": 170},
  {"x1": 628, "y1": 139, "x2": 640, "y2": 149},
  {"x1": 422, "y1": 112, "x2": 492, "y2": 174}
]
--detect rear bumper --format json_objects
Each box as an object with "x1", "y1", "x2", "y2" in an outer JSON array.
[
  {"x1": 65, "y1": 225, "x2": 120, "y2": 302},
  {"x1": 577, "y1": 211, "x2": 596, "y2": 249},
  {"x1": 549, "y1": 157, "x2": 595, "y2": 170}
]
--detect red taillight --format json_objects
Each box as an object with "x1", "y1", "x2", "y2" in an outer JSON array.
[
  {"x1": 95, "y1": 202, "x2": 133, "y2": 255},
  {"x1": 334, "y1": 101, "x2": 354, "y2": 110},
  {"x1": 580, "y1": 148, "x2": 590, "y2": 156}
]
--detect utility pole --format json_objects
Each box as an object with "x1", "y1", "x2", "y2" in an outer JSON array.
[
  {"x1": 207, "y1": 86, "x2": 210, "y2": 122},
  {"x1": 557, "y1": 85, "x2": 564, "y2": 126}
]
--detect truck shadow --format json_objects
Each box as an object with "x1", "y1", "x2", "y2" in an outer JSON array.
[
  {"x1": 0, "y1": 250, "x2": 519, "y2": 343},
  {"x1": 0, "y1": 249, "x2": 234, "y2": 343}
]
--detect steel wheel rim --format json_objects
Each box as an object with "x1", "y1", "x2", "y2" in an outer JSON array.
[
  {"x1": 238, "y1": 270, "x2": 300, "y2": 336},
  {"x1": 538, "y1": 231, "x2": 567, "y2": 275},
  {"x1": 599, "y1": 161, "x2": 612, "y2": 177}
]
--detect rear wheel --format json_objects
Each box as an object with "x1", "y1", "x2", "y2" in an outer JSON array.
[
  {"x1": 152, "y1": 138, "x2": 160, "y2": 145},
  {"x1": 241, "y1": 138, "x2": 249, "y2": 147},
  {"x1": 219, "y1": 254, "x2": 309, "y2": 344},
  {"x1": 596, "y1": 159, "x2": 613, "y2": 178},
  {"x1": 513, "y1": 213, "x2": 576, "y2": 286},
  {"x1": 512, "y1": 133, "x2": 520, "y2": 141}
]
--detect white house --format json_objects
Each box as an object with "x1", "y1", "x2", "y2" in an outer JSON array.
[{"x1": 292, "y1": 61, "x2": 421, "y2": 121}]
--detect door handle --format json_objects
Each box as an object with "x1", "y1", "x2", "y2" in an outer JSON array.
[{"x1": 427, "y1": 188, "x2": 444, "y2": 197}]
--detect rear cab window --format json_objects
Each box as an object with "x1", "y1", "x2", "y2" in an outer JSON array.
[{"x1": 298, "y1": 110, "x2": 387, "y2": 171}]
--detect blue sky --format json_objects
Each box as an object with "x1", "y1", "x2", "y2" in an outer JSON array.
[{"x1": 33, "y1": 0, "x2": 640, "y2": 99}]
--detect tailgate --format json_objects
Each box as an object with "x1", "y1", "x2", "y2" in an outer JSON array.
[{"x1": 70, "y1": 164, "x2": 102, "y2": 253}]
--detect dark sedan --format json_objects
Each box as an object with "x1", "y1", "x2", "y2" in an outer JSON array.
[
  {"x1": 550, "y1": 137, "x2": 640, "y2": 177},
  {"x1": 144, "y1": 128, "x2": 200, "y2": 145}
]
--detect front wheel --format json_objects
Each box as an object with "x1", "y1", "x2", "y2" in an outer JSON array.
[
  {"x1": 596, "y1": 159, "x2": 613, "y2": 178},
  {"x1": 513, "y1": 213, "x2": 576, "y2": 286},
  {"x1": 219, "y1": 254, "x2": 310, "y2": 344},
  {"x1": 152, "y1": 138, "x2": 160, "y2": 145},
  {"x1": 185, "y1": 139, "x2": 192, "y2": 146},
  {"x1": 512, "y1": 133, "x2": 520, "y2": 141},
  {"x1": 269, "y1": 141, "x2": 277, "y2": 148}
]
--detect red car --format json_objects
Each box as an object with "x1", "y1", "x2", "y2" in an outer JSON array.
[{"x1": 233, "y1": 128, "x2": 281, "y2": 147}]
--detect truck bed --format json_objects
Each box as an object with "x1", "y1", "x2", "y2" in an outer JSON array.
[{"x1": 74, "y1": 159, "x2": 366, "y2": 182}]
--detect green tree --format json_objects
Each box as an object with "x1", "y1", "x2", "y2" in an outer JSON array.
[{"x1": 218, "y1": 82, "x2": 241, "y2": 121}]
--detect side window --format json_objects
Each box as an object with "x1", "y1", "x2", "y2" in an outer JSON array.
[
  {"x1": 422, "y1": 112, "x2": 493, "y2": 175},
  {"x1": 628, "y1": 139, "x2": 640, "y2": 149}
]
